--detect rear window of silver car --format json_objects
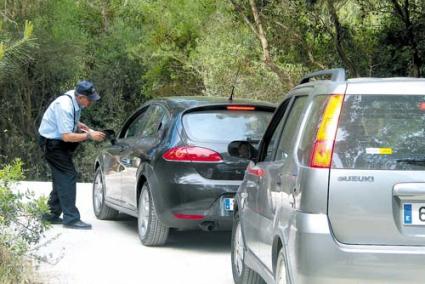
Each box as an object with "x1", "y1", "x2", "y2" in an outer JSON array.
[
  {"x1": 183, "y1": 110, "x2": 272, "y2": 142},
  {"x1": 333, "y1": 94, "x2": 425, "y2": 170}
]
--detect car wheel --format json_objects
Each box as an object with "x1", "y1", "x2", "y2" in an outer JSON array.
[
  {"x1": 92, "y1": 168, "x2": 119, "y2": 220},
  {"x1": 231, "y1": 212, "x2": 265, "y2": 284},
  {"x1": 137, "y1": 183, "x2": 169, "y2": 246},
  {"x1": 276, "y1": 247, "x2": 289, "y2": 284}
]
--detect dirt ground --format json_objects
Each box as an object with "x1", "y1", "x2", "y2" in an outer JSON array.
[{"x1": 17, "y1": 182, "x2": 233, "y2": 284}]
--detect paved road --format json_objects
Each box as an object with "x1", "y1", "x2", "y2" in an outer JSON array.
[{"x1": 17, "y1": 182, "x2": 234, "y2": 284}]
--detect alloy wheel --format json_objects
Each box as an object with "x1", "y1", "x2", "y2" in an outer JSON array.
[
  {"x1": 138, "y1": 187, "x2": 150, "y2": 238},
  {"x1": 276, "y1": 250, "x2": 288, "y2": 284},
  {"x1": 93, "y1": 172, "x2": 104, "y2": 214},
  {"x1": 233, "y1": 221, "x2": 245, "y2": 277}
]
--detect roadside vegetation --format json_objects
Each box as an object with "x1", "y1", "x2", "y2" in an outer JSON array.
[
  {"x1": 0, "y1": 0, "x2": 424, "y2": 181},
  {"x1": 0, "y1": 160, "x2": 49, "y2": 283},
  {"x1": 0, "y1": 1, "x2": 424, "y2": 282}
]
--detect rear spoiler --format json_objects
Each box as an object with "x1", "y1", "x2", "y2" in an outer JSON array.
[
  {"x1": 182, "y1": 104, "x2": 276, "y2": 115},
  {"x1": 299, "y1": 68, "x2": 346, "y2": 85}
]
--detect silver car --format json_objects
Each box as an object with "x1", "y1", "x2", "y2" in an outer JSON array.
[{"x1": 229, "y1": 69, "x2": 425, "y2": 284}]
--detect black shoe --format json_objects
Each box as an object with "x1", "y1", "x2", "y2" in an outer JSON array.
[
  {"x1": 42, "y1": 215, "x2": 63, "y2": 224},
  {"x1": 63, "y1": 220, "x2": 92, "y2": 230},
  {"x1": 49, "y1": 217, "x2": 63, "y2": 224}
]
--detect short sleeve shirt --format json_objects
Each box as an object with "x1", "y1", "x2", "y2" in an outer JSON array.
[{"x1": 38, "y1": 90, "x2": 81, "y2": 140}]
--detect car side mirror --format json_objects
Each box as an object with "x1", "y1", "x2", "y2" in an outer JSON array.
[
  {"x1": 103, "y1": 129, "x2": 117, "y2": 145},
  {"x1": 228, "y1": 141, "x2": 258, "y2": 161}
]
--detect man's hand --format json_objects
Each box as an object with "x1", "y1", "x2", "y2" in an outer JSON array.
[
  {"x1": 63, "y1": 129, "x2": 105, "y2": 142},
  {"x1": 78, "y1": 122, "x2": 90, "y2": 132},
  {"x1": 88, "y1": 131, "x2": 106, "y2": 142}
]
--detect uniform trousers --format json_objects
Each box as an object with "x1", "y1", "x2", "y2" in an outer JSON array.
[{"x1": 39, "y1": 136, "x2": 80, "y2": 225}]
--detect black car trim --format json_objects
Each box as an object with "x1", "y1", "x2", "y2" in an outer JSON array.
[{"x1": 257, "y1": 97, "x2": 294, "y2": 162}]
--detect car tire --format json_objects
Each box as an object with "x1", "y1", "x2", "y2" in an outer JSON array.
[
  {"x1": 276, "y1": 247, "x2": 289, "y2": 284},
  {"x1": 137, "y1": 183, "x2": 169, "y2": 246},
  {"x1": 231, "y1": 212, "x2": 265, "y2": 284},
  {"x1": 92, "y1": 168, "x2": 119, "y2": 220}
]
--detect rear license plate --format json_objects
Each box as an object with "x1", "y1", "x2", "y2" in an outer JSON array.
[
  {"x1": 403, "y1": 203, "x2": 425, "y2": 225},
  {"x1": 224, "y1": 198, "x2": 234, "y2": 211}
]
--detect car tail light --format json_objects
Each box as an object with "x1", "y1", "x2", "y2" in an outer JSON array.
[
  {"x1": 162, "y1": 146, "x2": 223, "y2": 163},
  {"x1": 226, "y1": 105, "x2": 256, "y2": 111},
  {"x1": 310, "y1": 94, "x2": 344, "y2": 168},
  {"x1": 173, "y1": 213, "x2": 205, "y2": 220}
]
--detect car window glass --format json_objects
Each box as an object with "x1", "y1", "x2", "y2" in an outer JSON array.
[
  {"x1": 124, "y1": 109, "x2": 148, "y2": 139},
  {"x1": 275, "y1": 96, "x2": 308, "y2": 161},
  {"x1": 141, "y1": 105, "x2": 166, "y2": 137},
  {"x1": 263, "y1": 114, "x2": 285, "y2": 162},
  {"x1": 263, "y1": 99, "x2": 291, "y2": 162},
  {"x1": 183, "y1": 110, "x2": 272, "y2": 142},
  {"x1": 298, "y1": 95, "x2": 328, "y2": 165},
  {"x1": 333, "y1": 94, "x2": 425, "y2": 170}
]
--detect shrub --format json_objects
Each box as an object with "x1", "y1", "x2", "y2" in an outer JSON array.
[{"x1": 0, "y1": 159, "x2": 49, "y2": 284}]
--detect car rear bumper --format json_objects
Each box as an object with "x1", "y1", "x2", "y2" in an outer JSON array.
[
  {"x1": 289, "y1": 213, "x2": 425, "y2": 284},
  {"x1": 153, "y1": 170, "x2": 241, "y2": 230}
]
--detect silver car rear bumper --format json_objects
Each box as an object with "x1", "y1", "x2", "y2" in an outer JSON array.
[{"x1": 289, "y1": 213, "x2": 425, "y2": 284}]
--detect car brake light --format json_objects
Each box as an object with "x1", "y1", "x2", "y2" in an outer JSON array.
[
  {"x1": 227, "y1": 106, "x2": 256, "y2": 111},
  {"x1": 173, "y1": 213, "x2": 205, "y2": 220},
  {"x1": 310, "y1": 94, "x2": 344, "y2": 168},
  {"x1": 162, "y1": 146, "x2": 223, "y2": 163}
]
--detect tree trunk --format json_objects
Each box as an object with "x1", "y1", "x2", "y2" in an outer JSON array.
[
  {"x1": 229, "y1": 0, "x2": 294, "y2": 88},
  {"x1": 326, "y1": 0, "x2": 360, "y2": 77},
  {"x1": 390, "y1": 0, "x2": 422, "y2": 77}
]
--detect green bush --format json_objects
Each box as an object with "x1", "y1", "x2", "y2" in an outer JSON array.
[{"x1": 0, "y1": 159, "x2": 49, "y2": 284}]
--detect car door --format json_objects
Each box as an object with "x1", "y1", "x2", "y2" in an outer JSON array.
[
  {"x1": 121, "y1": 104, "x2": 170, "y2": 210},
  {"x1": 256, "y1": 95, "x2": 309, "y2": 271},
  {"x1": 104, "y1": 106, "x2": 150, "y2": 206},
  {"x1": 241, "y1": 98, "x2": 291, "y2": 262},
  {"x1": 102, "y1": 143, "x2": 126, "y2": 206}
]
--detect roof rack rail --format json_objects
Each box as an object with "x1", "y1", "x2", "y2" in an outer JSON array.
[{"x1": 299, "y1": 68, "x2": 346, "y2": 85}]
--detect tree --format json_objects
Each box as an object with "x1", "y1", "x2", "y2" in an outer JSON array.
[{"x1": 228, "y1": 0, "x2": 295, "y2": 88}]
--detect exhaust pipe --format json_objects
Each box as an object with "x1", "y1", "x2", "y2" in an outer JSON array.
[{"x1": 199, "y1": 221, "x2": 217, "y2": 232}]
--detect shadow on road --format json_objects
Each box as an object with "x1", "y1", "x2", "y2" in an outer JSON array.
[
  {"x1": 166, "y1": 230, "x2": 231, "y2": 253},
  {"x1": 111, "y1": 214, "x2": 232, "y2": 253}
]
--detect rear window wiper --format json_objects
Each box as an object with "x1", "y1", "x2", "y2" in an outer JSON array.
[{"x1": 396, "y1": 158, "x2": 425, "y2": 166}]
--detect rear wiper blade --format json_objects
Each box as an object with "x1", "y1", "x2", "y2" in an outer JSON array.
[{"x1": 396, "y1": 159, "x2": 425, "y2": 165}]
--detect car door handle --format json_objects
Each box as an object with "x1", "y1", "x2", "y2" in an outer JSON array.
[
  {"x1": 246, "y1": 180, "x2": 257, "y2": 190},
  {"x1": 393, "y1": 183, "x2": 425, "y2": 197}
]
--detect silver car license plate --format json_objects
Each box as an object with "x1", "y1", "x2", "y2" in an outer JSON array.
[
  {"x1": 224, "y1": 198, "x2": 234, "y2": 211},
  {"x1": 403, "y1": 203, "x2": 425, "y2": 225}
]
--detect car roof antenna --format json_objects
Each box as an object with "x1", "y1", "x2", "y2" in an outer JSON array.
[{"x1": 229, "y1": 66, "x2": 241, "y2": 102}]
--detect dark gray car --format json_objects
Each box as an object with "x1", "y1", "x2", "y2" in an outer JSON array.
[
  {"x1": 92, "y1": 96, "x2": 275, "y2": 246},
  {"x1": 229, "y1": 69, "x2": 425, "y2": 283}
]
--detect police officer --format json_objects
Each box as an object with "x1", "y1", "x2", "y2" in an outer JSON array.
[{"x1": 38, "y1": 80, "x2": 105, "y2": 229}]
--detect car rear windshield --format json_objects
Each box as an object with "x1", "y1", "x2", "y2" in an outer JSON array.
[
  {"x1": 183, "y1": 110, "x2": 273, "y2": 142},
  {"x1": 333, "y1": 94, "x2": 425, "y2": 170}
]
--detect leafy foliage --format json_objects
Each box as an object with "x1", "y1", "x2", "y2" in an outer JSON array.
[
  {"x1": 0, "y1": 0, "x2": 424, "y2": 181},
  {"x1": 0, "y1": 160, "x2": 49, "y2": 283}
]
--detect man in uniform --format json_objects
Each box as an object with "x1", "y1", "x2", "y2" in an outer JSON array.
[{"x1": 38, "y1": 80, "x2": 105, "y2": 229}]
